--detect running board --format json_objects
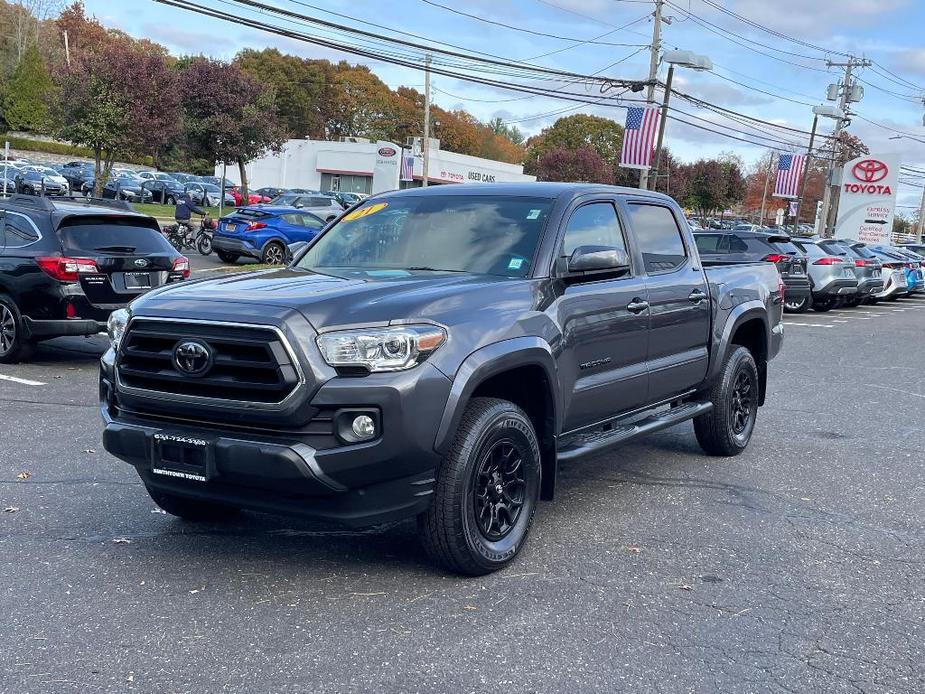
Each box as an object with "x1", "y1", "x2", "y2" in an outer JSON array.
[{"x1": 557, "y1": 401, "x2": 713, "y2": 462}]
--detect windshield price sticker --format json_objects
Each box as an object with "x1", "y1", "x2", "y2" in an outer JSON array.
[{"x1": 343, "y1": 202, "x2": 388, "y2": 222}]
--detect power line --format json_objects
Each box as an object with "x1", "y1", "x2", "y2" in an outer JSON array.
[
  {"x1": 417, "y1": 0, "x2": 648, "y2": 47},
  {"x1": 869, "y1": 62, "x2": 925, "y2": 93}
]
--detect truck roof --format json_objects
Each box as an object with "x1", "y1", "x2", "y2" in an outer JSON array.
[{"x1": 378, "y1": 182, "x2": 676, "y2": 203}]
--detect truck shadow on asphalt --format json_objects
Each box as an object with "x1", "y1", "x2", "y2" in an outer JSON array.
[{"x1": 29, "y1": 336, "x2": 109, "y2": 364}]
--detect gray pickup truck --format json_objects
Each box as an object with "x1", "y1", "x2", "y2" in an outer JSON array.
[{"x1": 99, "y1": 183, "x2": 783, "y2": 575}]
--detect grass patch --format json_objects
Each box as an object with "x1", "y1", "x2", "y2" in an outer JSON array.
[{"x1": 131, "y1": 202, "x2": 223, "y2": 219}]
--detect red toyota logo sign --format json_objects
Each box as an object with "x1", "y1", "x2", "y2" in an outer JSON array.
[
  {"x1": 852, "y1": 159, "x2": 888, "y2": 183},
  {"x1": 378, "y1": 147, "x2": 396, "y2": 157}
]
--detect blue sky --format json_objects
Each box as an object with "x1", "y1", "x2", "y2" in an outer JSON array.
[{"x1": 84, "y1": 0, "x2": 925, "y2": 212}]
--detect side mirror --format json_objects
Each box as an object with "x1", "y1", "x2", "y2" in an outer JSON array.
[{"x1": 566, "y1": 245, "x2": 630, "y2": 275}]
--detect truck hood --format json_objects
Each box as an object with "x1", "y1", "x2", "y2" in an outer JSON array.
[{"x1": 137, "y1": 268, "x2": 538, "y2": 332}]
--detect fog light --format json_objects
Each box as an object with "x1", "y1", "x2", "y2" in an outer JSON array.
[{"x1": 351, "y1": 415, "x2": 376, "y2": 440}]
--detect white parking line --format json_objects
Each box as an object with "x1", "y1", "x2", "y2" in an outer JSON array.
[
  {"x1": 0, "y1": 373, "x2": 46, "y2": 386},
  {"x1": 783, "y1": 322, "x2": 833, "y2": 328}
]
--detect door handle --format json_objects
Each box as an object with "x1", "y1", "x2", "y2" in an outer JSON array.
[
  {"x1": 627, "y1": 298, "x2": 650, "y2": 314},
  {"x1": 688, "y1": 289, "x2": 707, "y2": 303}
]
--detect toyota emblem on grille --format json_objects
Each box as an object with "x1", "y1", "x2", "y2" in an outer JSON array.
[
  {"x1": 134, "y1": 258, "x2": 149, "y2": 268},
  {"x1": 173, "y1": 340, "x2": 213, "y2": 377}
]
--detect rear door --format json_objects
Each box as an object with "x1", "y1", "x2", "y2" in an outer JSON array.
[
  {"x1": 554, "y1": 198, "x2": 650, "y2": 430},
  {"x1": 56, "y1": 216, "x2": 182, "y2": 304},
  {"x1": 623, "y1": 200, "x2": 711, "y2": 403}
]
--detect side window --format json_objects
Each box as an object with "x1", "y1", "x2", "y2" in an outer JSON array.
[
  {"x1": 4, "y1": 215, "x2": 40, "y2": 248},
  {"x1": 728, "y1": 235, "x2": 749, "y2": 253},
  {"x1": 281, "y1": 214, "x2": 304, "y2": 226},
  {"x1": 694, "y1": 234, "x2": 723, "y2": 254},
  {"x1": 560, "y1": 202, "x2": 626, "y2": 260},
  {"x1": 628, "y1": 204, "x2": 688, "y2": 273},
  {"x1": 301, "y1": 214, "x2": 324, "y2": 229}
]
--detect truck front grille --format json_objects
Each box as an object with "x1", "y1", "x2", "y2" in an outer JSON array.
[{"x1": 117, "y1": 319, "x2": 302, "y2": 405}]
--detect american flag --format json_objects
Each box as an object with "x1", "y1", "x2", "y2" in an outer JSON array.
[
  {"x1": 619, "y1": 106, "x2": 660, "y2": 169},
  {"x1": 400, "y1": 153, "x2": 415, "y2": 182},
  {"x1": 773, "y1": 153, "x2": 805, "y2": 198}
]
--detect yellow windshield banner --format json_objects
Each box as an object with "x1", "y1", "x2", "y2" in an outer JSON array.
[{"x1": 342, "y1": 202, "x2": 388, "y2": 222}]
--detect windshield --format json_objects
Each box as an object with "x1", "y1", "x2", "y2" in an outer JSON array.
[
  {"x1": 201, "y1": 183, "x2": 221, "y2": 192},
  {"x1": 295, "y1": 195, "x2": 553, "y2": 278}
]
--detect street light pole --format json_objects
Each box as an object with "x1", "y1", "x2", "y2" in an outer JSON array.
[
  {"x1": 422, "y1": 53, "x2": 431, "y2": 188},
  {"x1": 649, "y1": 63, "x2": 674, "y2": 192},
  {"x1": 917, "y1": 185, "x2": 925, "y2": 243},
  {"x1": 639, "y1": 0, "x2": 664, "y2": 191}
]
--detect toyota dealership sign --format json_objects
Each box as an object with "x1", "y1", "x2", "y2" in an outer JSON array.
[{"x1": 834, "y1": 153, "x2": 900, "y2": 244}]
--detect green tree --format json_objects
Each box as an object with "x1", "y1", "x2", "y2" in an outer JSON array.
[
  {"x1": 3, "y1": 44, "x2": 52, "y2": 132},
  {"x1": 487, "y1": 116, "x2": 524, "y2": 146},
  {"x1": 235, "y1": 48, "x2": 327, "y2": 139}
]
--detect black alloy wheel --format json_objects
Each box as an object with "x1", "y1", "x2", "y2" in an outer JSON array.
[
  {"x1": 0, "y1": 296, "x2": 33, "y2": 363},
  {"x1": 0, "y1": 303, "x2": 16, "y2": 356},
  {"x1": 262, "y1": 241, "x2": 286, "y2": 265},
  {"x1": 783, "y1": 295, "x2": 811, "y2": 313},
  {"x1": 730, "y1": 370, "x2": 754, "y2": 437},
  {"x1": 473, "y1": 440, "x2": 526, "y2": 541},
  {"x1": 694, "y1": 345, "x2": 759, "y2": 456}
]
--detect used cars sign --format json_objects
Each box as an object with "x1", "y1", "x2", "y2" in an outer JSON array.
[{"x1": 834, "y1": 153, "x2": 900, "y2": 244}]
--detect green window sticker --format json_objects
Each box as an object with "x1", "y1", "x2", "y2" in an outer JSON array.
[
  {"x1": 508, "y1": 257, "x2": 524, "y2": 270},
  {"x1": 526, "y1": 209, "x2": 541, "y2": 220}
]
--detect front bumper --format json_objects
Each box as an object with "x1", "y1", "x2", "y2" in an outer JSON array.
[
  {"x1": 212, "y1": 235, "x2": 261, "y2": 259},
  {"x1": 99, "y1": 349, "x2": 452, "y2": 527}
]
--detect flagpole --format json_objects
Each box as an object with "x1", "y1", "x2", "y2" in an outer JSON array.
[
  {"x1": 759, "y1": 153, "x2": 773, "y2": 226},
  {"x1": 791, "y1": 114, "x2": 818, "y2": 235}
]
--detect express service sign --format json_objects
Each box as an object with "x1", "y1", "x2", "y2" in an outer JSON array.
[{"x1": 834, "y1": 153, "x2": 900, "y2": 244}]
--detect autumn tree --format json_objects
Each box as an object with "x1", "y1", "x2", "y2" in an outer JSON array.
[
  {"x1": 180, "y1": 58, "x2": 287, "y2": 199},
  {"x1": 49, "y1": 40, "x2": 181, "y2": 194},
  {"x1": 3, "y1": 43, "x2": 52, "y2": 131},
  {"x1": 535, "y1": 146, "x2": 611, "y2": 184},
  {"x1": 525, "y1": 114, "x2": 625, "y2": 175},
  {"x1": 677, "y1": 158, "x2": 746, "y2": 222}
]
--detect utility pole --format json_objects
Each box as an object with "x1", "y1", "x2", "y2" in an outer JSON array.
[
  {"x1": 917, "y1": 185, "x2": 925, "y2": 243},
  {"x1": 759, "y1": 152, "x2": 773, "y2": 226},
  {"x1": 818, "y1": 56, "x2": 871, "y2": 237},
  {"x1": 422, "y1": 53, "x2": 431, "y2": 188},
  {"x1": 792, "y1": 114, "x2": 819, "y2": 233},
  {"x1": 649, "y1": 62, "x2": 674, "y2": 192},
  {"x1": 639, "y1": 0, "x2": 664, "y2": 191},
  {"x1": 63, "y1": 30, "x2": 70, "y2": 67}
]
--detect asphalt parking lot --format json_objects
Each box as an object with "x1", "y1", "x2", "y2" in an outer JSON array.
[{"x1": 1, "y1": 294, "x2": 923, "y2": 694}]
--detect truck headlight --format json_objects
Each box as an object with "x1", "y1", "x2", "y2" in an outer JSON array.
[
  {"x1": 107, "y1": 308, "x2": 130, "y2": 350},
  {"x1": 316, "y1": 325, "x2": 446, "y2": 372}
]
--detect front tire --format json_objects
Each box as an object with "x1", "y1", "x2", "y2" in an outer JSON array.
[
  {"x1": 420, "y1": 397, "x2": 541, "y2": 576},
  {"x1": 146, "y1": 487, "x2": 239, "y2": 522},
  {"x1": 166, "y1": 195, "x2": 176, "y2": 205},
  {"x1": 261, "y1": 241, "x2": 286, "y2": 265},
  {"x1": 0, "y1": 295, "x2": 34, "y2": 364},
  {"x1": 694, "y1": 346, "x2": 759, "y2": 457}
]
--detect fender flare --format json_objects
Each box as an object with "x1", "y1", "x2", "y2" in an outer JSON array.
[
  {"x1": 709, "y1": 300, "x2": 769, "y2": 379},
  {"x1": 433, "y1": 336, "x2": 560, "y2": 455}
]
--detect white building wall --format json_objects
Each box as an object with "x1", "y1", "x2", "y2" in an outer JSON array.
[{"x1": 216, "y1": 138, "x2": 535, "y2": 192}]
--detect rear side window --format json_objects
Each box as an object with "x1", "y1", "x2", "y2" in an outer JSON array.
[
  {"x1": 561, "y1": 202, "x2": 626, "y2": 259},
  {"x1": 795, "y1": 242, "x2": 824, "y2": 258},
  {"x1": 694, "y1": 234, "x2": 725, "y2": 254},
  {"x1": 57, "y1": 216, "x2": 173, "y2": 254},
  {"x1": 628, "y1": 204, "x2": 687, "y2": 273},
  {"x1": 774, "y1": 240, "x2": 802, "y2": 255},
  {"x1": 818, "y1": 241, "x2": 850, "y2": 256},
  {"x1": 3, "y1": 214, "x2": 41, "y2": 248}
]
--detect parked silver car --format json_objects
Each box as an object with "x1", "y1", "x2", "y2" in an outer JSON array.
[
  {"x1": 828, "y1": 239, "x2": 884, "y2": 306},
  {"x1": 792, "y1": 239, "x2": 859, "y2": 312}
]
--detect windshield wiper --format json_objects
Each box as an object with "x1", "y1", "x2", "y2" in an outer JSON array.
[
  {"x1": 405, "y1": 266, "x2": 468, "y2": 273},
  {"x1": 94, "y1": 245, "x2": 136, "y2": 253}
]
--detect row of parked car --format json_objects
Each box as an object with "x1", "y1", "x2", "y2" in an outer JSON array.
[
  {"x1": 1, "y1": 157, "x2": 368, "y2": 210},
  {"x1": 693, "y1": 228, "x2": 925, "y2": 312}
]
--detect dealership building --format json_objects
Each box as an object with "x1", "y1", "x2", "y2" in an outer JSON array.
[{"x1": 214, "y1": 138, "x2": 535, "y2": 195}]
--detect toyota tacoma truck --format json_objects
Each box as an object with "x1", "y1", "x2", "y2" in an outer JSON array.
[{"x1": 99, "y1": 183, "x2": 784, "y2": 575}]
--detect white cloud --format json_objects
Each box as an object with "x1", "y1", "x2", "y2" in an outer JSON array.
[{"x1": 708, "y1": 0, "x2": 909, "y2": 37}]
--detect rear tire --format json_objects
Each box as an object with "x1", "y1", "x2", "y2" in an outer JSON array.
[
  {"x1": 146, "y1": 487, "x2": 239, "y2": 522},
  {"x1": 216, "y1": 250, "x2": 239, "y2": 263},
  {"x1": 0, "y1": 295, "x2": 35, "y2": 364},
  {"x1": 419, "y1": 397, "x2": 541, "y2": 576},
  {"x1": 694, "y1": 346, "x2": 759, "y2": 457},
  {"x1": 783, "y1": 294, "x2": 811, "y2": 313},
  {"x1": 812, "y1": 298, "x2": 835, "y2": 312},
  {"x1": 844, "y1": 296, "x2": 862, "y2": 307},
  {"x1": 196, "y1": 234, "x2": 213, "y2": 256},
  {"x1": 166, "y1": 195, "x2": 177, "y2": 205}
]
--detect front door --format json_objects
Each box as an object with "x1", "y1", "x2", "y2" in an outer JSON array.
[
  {"x1": 552, "y1": 200, "x2": 650, "y2": 432},
  {"x1": 623, "y1": 201, "x2": 710, "y2": 402}
]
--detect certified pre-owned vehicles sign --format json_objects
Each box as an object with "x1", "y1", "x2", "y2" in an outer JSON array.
[
  {"x1": 377, "y1": 147, "x2": 396, "y2": 157},
  {"x1": 834, "y1": 153, "x2": 900, "y2": 244}
]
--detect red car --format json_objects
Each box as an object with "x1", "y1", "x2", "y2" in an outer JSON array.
[{"x1": 225, "y1": 184, "x2": 271, "y2": 206}]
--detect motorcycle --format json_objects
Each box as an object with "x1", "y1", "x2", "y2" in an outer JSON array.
[{"x1": 163, "y1": 215, "x2": 215, "y2": 255}]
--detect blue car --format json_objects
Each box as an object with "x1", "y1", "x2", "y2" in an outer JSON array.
[{"x1": 212, "y1": 206, "x2": 327, "y2": 264}]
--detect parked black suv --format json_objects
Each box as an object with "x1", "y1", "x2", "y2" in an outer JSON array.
[
  {"x1": 694, "y1": 229, "x2": 811, "y2": 312},
  {"x1": 0, "y1": 195, "x2": 189, "y2": 362},
  {"x1": 100, "y1": 184, "x2": 783, "y2": 575}
]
